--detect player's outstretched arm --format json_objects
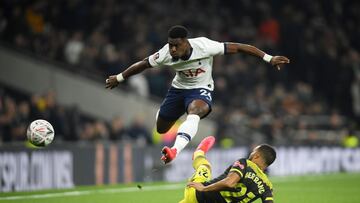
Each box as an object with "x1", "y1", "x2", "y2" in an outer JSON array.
[
  {"x1": 187, "y1": 172, "x2": 240, "y2": 192},
  {"x1": 225, "y1": 43, "x2": 290, "y2": 70},
  {"x1": 105, "y1": 59, "x2": 152, "y2": 89}
]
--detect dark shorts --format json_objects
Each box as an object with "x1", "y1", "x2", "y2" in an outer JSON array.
[{"x1": 158, "y1": 87, "x2": 213, "y2": 121}]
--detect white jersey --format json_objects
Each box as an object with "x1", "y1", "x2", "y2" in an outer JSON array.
[{"x1": 148, "y1": 37, "x2": 225, "y2": 91}]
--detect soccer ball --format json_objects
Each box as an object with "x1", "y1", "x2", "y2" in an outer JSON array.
[{"x1": 27, "y1": 119, "x2": 55, "y2": 147}]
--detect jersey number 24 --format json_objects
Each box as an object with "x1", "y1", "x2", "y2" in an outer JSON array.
[{"x1": 200, "y1": 89, "x2": 212, "y2": 101}]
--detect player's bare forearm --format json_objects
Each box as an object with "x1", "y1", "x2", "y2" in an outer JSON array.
[
  {"x1": 225, "y1": 43, "x2": 266, "y2": 58},
  {"x1": 122, "y1": 59, "x2": 151, "y2": 79},
  {"x1": 203, "y1": 178, "x2": 236, "y2": 191},
  {"x1": 187, "y1": 172, "x2": 240, "y2": 192},
  {"x1": 225, "y1": 42, "x2": 290, "y2": 69},
  {"x1": 105, "y1": 59, "x2": 151, "y2": 89},
  {"x1": 187, "y1": 181, "x2": 229, "y2": 192}
]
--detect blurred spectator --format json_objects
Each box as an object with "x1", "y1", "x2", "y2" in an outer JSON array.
[
  {"x1": 146, "y1": 68, "x2": 170, "y2": 98},
  {"x1": 128, "y1": 74, "x2": 150, "y2": 98},
  {"x1": 93, "y1": 120, "x2": 109, "y2": 140},
  {"x1": 328, "y1": 111, "x2": 344, "y2": 130},
  {"x1": 65, "y1": 105, "x2": 82, "y2": 141},
  {"x1": 64, "y1": 31, "x2": 84, "y2": 65},
  {"x1": 25, "y1": 1, "x2": 46, "y2": 34},
  {"x1": 110, "y1": 116, "x2": 128, "y2": 141},
  {"x1": 0, "y1": 96, "x2": 17, "y2": 142},
  {"x1": 11, "y1": 101, "x2": 30, "y2": 141},
  {"x1": 80, "y1": 122, "x2": 95, "y2": 141},
  {"x1": 258, "y1": 12, "x2": 280, "y2": 45},
  {"x1": 78, "y1": 120, "x2": 111, "y2": 141},
  {"x1": 127, "y1": 115, "x2": 152, "y2": 146}
]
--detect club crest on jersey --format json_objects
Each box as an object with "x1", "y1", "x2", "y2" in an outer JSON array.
[
  {"x1": 233, "y1": 161, "x2": 245, "y2": 169},
  {"x1": 179, "y1": 68, "x2": 206, "y2": 78},
  {"x1": 153, "y1": 52, "x2": 160, "y2": 60}
]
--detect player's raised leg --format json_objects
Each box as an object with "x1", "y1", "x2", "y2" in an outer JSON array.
[
  {"x1": 156, "y1": 87, "x2": 186, "y2": 135},
  {"x1": 161, "y1": 114, "x2": 200, "y2": 163},
  {"x1": 192, "y1": 135, "x2": 215, "y2": 169},
  {"x1": 162, "y1": 99, "x2": 210, "y2": 164},
  {"x1": 179, "y1": 136, "x2": 215, "y2": 203}
]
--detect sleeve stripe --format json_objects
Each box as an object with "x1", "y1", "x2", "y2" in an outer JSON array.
[
  {"x1": 148, "y1": 55, "x2": 157, "y2": 67},
  {"x1": 229, "y1": 168, "x2": 243, "y2": 177},
  {"x1": 223, "y1": 43, "x2": 227, "y2": 55},
  {"x1": 265, "y1": 197, "x2": 273, "y2": 201},
  {"x1": 145, "y1": 58, "x2": 152, "y2": 67}
]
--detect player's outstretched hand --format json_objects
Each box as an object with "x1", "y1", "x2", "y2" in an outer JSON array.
[
  {"x1": 105, "y1": 75, "x2": 119, "y2": 89},
  {"x1": 187, "y1": 182, "x2": 205, "y2": 191},
  {"x1": 270, "y1": 56, "x2": 290, "y2": 70}
]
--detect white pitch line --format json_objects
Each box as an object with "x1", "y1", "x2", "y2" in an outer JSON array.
[{"x1": 0, "y1": 183, "x2": 185, "y2": 201}]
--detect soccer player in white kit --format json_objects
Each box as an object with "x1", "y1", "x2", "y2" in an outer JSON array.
[{"x1": 106, "y1": 25, "x2": 290, "y2": 164}]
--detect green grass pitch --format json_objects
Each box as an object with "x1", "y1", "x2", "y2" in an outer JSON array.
[{"x1": 1, "y1": 173, "x2": 360, "y2": 203}]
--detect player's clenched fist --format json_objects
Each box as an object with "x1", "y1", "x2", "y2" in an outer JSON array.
[{"x1": 105, "y1": 75, "x2": 119, "y2": 89}]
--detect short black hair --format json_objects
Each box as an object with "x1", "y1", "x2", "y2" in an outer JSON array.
[
  {"x1": 257, "y1": 144, "x2": 276, "y2": 166},
  {"x1": 168, "y1": 25, "x2": 188, "y2": 38}
]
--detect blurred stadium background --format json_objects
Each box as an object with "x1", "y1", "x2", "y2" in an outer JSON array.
[{"x1": 0, "y1": 0, "x2": 360, "y2": 202}]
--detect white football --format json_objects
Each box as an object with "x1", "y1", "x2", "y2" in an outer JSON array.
[{"x1": 27, "y1": 119, "x2": 55, "y2": 147}]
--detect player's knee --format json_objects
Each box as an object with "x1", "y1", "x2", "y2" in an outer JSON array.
[
  {"x1": 156, "y1": 117, "x2": 175, "y2": 134},
  {"x1": 188, "y1": 101, "x2": 210, "y2": 117},
  {"x1": 195, "y1": 165, "x2": 211, "y2": 181},
  {"x1": 188, "y1": 109, "x2": 209, "y2": 118}
]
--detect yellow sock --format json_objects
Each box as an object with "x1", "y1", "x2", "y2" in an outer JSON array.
[{"x1": 192, "y1": 150, "x2": 211, "y2": 170}]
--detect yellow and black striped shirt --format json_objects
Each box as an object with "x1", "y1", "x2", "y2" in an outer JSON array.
[{"x1": 196, "y1": 158, "x2": 273, "y2": 203}]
